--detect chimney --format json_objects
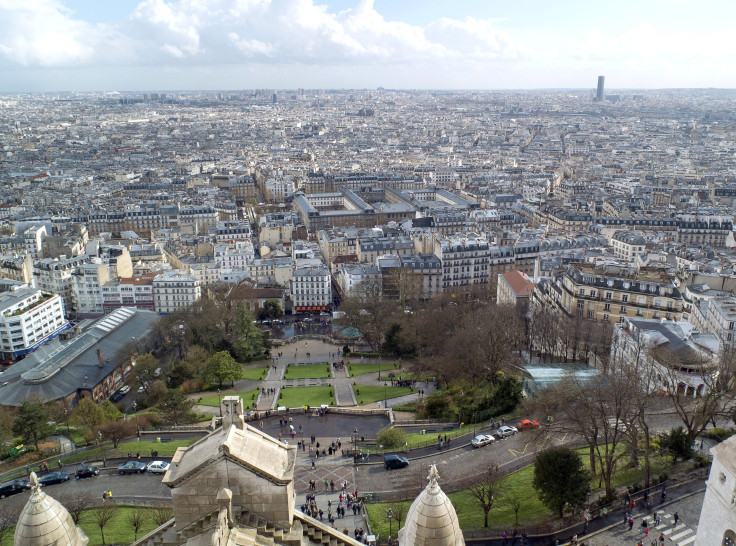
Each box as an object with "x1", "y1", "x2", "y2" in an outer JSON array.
[{"x1": 97, "y1": 348, "x2": 104, "y2": 368}]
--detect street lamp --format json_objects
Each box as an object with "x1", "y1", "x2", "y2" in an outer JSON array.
[
  {"x1": 218, "y1": 388, "x2": 222, "y2": 417},
  {"x1": 97, "y1": 431, "x2": 106, "y2": 467},
  {"x1": 473, "y1": 412, "x2": 477, "y2": 437},
  {"x1": 133, "y1": 401, "x2": 139, "y2": 440},
  {"x1": 387, "y1": 508, "x2": 394, "y2": 542},
  {"x1": 63, "y1": 407, "x2": 71, "y2": 439},
  {"x1": 383, "y1": 382, "x2": 387, "y2": 409}
]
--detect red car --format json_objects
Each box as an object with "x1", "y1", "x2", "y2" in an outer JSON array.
[{"x1": 517, "y1": 419, "x2": 540, "y2": 430}]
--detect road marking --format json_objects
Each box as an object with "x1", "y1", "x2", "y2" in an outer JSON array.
[
  {"x1": 671, "y1": 529, "x2": 693, "y2": 541},
  {"x1": 508, "y1": 442, "x2": 529, "y2": 457},
  {"x1": 678, "y1": 536, "x2": 697, "y2": 546},
  {"x1": 664, "y1": 524, "x2": 685, "y2": 535}
]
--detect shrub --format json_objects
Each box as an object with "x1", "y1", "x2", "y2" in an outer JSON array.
[
  {"x1": 376, "y1": 427, "x2": 407, "y2": 449},
  {"x1": 658, "y1": 472, "x2": 669, "y2": 483},
  {"x1": 707, "y1": 427, "x2": 736, "y2": 442}
]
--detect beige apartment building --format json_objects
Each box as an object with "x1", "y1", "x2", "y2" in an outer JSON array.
[{"x1": 555, "y1": 263, "x2": 684, "y2": 324}]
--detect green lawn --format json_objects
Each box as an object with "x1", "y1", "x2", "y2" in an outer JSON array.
[
  {"x1": 63, "y1": 438, "x2": 199, "y2": 465},
  {"x1": 283, "y1": 364, "x2": 331, "y2": 379},
  {"x1": 197, "y1": 389, "x2": 260, "y2": 407},
  {"x1": 278, "y1": 386, "x2": 334, "y2": 408},
  {"x1": 353, "y1": 385, "x2": 413, "y2": 405},
  {"x1": 347, "y1": 362, "x2": 399, "y2": 377},
  {"x1": 2, "y1": 505, "x2": 165, "y2": 546},
  {"x1": 366, "y1": 466, "x2": 548, "y2": 537},
  {"x1": 366, "y1": 443, "x2": 678, "y2": 535},
  {"x1": 402, "y1": 422, "x2": 481, "y2": 449},
  {"x1": 241, "y1": 366, "x2": 269, "y2": 380}
]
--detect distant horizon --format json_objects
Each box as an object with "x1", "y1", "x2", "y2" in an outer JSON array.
[
  {"x1": 3, "y1": 87, "x2": 736, "y2": 96},
  {"x1": 0, "y1": 1, "x2": 733, "y2": 92}
]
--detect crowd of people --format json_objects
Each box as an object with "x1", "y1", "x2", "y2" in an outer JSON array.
[{"x1": 300, "y1": 480, "x2": 366, "y2": 541}]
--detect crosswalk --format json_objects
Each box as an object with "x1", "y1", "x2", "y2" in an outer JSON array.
[{"x1": 640, "y1": 512, "x2": 697, "y2": 545}]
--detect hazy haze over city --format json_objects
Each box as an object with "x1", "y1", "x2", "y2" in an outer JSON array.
[{"x1": 0, "y1": 0, "x2": 734, "y2": 92}]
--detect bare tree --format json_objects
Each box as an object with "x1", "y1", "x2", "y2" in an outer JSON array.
[
  {"x1": 0, "y1": 504, "x2": 18, "y2": 545},
  {"x1": 388, "y1": 502, "x2": 408, "y2": 530},
  {"x1": 150, "y1": 506, "x2": 175, "y2": 527},
  {"x1": 91, "y1": 504, "x2": 117, "y2": 545},
  {"x1": 468, "y1": 463, "x2": 504, "y2": 527},
  {"x1": 128, "y1": 509, "x2": 147, "y2": 541},
  {"x1": 57, "y1": 492, "x2": 96, "y2": 524},
  {"x1": 98, "y1": 419, "x2": 137, "y2": 448}
]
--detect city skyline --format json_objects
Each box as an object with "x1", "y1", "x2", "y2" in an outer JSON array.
[{"x1": 0, "y1": 0, "x2": 734, "y2": 92}]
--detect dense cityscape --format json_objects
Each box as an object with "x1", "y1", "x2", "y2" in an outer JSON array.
[{"x1": 0, "y1": 84, "x2": 734, "y2": 545}]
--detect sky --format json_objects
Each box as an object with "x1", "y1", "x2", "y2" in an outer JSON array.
[{"x1": 0, "y1": 0, "x2": 734, "y2": 92}]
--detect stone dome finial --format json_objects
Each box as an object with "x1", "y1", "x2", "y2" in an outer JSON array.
[
  {"x1": 14, "y1": 471, "x2": 89, "y2": 546},
  {"x1": 398, "y1": 464, "x2": 465, "y2": 546}
]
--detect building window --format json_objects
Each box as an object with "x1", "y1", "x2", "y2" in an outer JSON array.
[{"x1": 605, "y1": 292, "x2": 612, "y2": 300}]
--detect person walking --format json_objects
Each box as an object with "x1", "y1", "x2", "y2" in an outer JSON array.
[{"x1": 674, "y1": 512, "x2": 679, "y2": 525}]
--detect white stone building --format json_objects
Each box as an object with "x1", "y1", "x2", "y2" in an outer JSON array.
[
  {"x1": 0, "y1": 287, "x2": 69, "y2": 360},
  {"x1": 33, "y1": 255, "x2": 90, "y2": 312},
  {"x1": 291, "y1": 266, "x2": 331, "y2": 313},
  {"x1": 70, "y1": 259, "x2": 110, "y2": 317},
  {"x1": 695, "y1": 434, "x2": 736, "y2": 545},
  {"x1": 434, "y1": 234, "x2": 491, "y2": 291},
  {"x1": 153, "y1": 270, "x2": 201, "y2": 314}
]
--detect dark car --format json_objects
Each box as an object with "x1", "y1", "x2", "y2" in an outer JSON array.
[
  {"x1": 0, "y1": 479, "x2": 30, "y2": 499},
  {"x1": 38, "y1": 472, "x2": 71, "y2": 486},
  {"x1": 75, "y1": 465, "x2": 99, "y2": 479},
  {"x1": 118, "y1": 461, "x2": 147, "y2": 475},
  {"x1": 384, "y1": 454, "x2": 409, "y2": 470},
  {"x1": 110, "y1": 391, "x2": 124, "y2": 403}
]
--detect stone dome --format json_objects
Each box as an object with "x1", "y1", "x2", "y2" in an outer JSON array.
[
  {"x1": 398, "y1": 465, "x2": 464, "y2": 546},
  {"x1": 14, "y1": 472, "x2": 89, "y2": 546}
]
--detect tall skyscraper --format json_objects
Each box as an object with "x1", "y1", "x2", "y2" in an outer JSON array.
[{"x1": 596, "y1": 76, "x2": 605, "y2": 101}]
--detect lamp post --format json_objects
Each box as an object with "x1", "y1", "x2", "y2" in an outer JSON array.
[
  {"x1": 97, "y1": 431, "x2": 106, "y2": 467},
  {"x1": 63, "y1": 407, "x2": 71, "y2": 439},
  {"x1": 473, "y1": 412, "x2": 477, "y2": 437},
  {"x1": 218, "y1": 389, "x2": 222, "y2": 417},
  {"x1": 387, "y1": 508, "x2": 394, "y2": 542},
  {"x1": 133, "y1": 401, "x2": 139, "y2": 440}
]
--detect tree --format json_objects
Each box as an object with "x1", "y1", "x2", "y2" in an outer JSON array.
[
  {"x1": 161, "y1": 387, "x2": 195, "y2": 425},
  {"x1": 376, "y1": 427, "x2": 406, "y2": 449},
  {"x1": 659, "y1": 426, "x2": 693, "y2": 463},
  {"x1": 13, "y1": 400, "x2": 54, "y2": 451},
  {"x1": 99, "y1": 400, "x2": 122, "y2": 422},
  {"x1": 92, "y1": 504, "x2": 117, "y2": 545},
  {"x1": 98, "y1": 419, "x2": 137, "y2": 448},
  {"x1": 258, "y1": 299, "x2": 283, "y2": 320},
  {"x1": 0, "y1": 504, "x2": 17, "y2": 545},
  {"x1": 0, "y1": 406, "x2": 15, "y2": 449},
  {"x1": 58, "y1": 492, "x2": 96, "y2": 524},
  {"x1": 387, "y1": 502, "x2": 407, "y2": 531},
  {"x1": 231, "y1": 306, "x2": 265, "y2": 361},
  {"x1": 205, "y1": 351, "x2": 242, "y2": 389},
  {"x1": 338, "y1": 278, "x2": 400, "y2": 351},
  {"x1": 71, "y1": 398, "x2": 105, "y2": 430},
  {"x1": 533, "y1": 447, "x2": 589, "y2": 518},
  {"x1": 128, "y1": 509, "x2": 147, "y2": 541},
  {"x1": 468, "y1": 463, "x2": 504, "y2": 527},
  {"x1": 131, "y1": 353, "x2": 161, "y2": 394},
  {"x1": 151, "y1": 506, "x2": 175, "y2": 526}
]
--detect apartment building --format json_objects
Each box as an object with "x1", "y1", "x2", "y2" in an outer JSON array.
[
  {"x1": 213, "y1": 221, "x2": 252, "y2": 243},
  {"x1": 214, "y1": 242, "x2": 255, "y2": 270},
  {"x1": 357, "y1": 236, "x2": 415, "y2": 264},
  {"x1": 0, "y1": 288, "x2": 69, "y2": 360},
  {"x1": 71, "y1": 260, "x2": 111, "y2": 317},
  {"x1": 556, "y1": 263, "x2": 684, "y2": 323},
  {"x1": 339, "y1": 264, "x2": 380, "y2": 294},
  {"x1": 399, "y1": 254, "x2": 443, "y2": 300},
  {"x1": 153, "y1": 271, "x2": 201, "y2": 314},
  {"x1": 33, "y1": 255, "x2": 90, "y2": 312},
  {"x1": 497, "y1": 271, "x2": 535, "y2": 306},
  {"x1": 434, "y1": 234, "x2": 491, "y2": 291},
  {"x1": 0, "y1": 254, "x2": 33, "y2": 284},
  {"x1": 610, "y1": 231, "x2": 646, "y2": 262},
  {"x1": 247, "y1": 257, "x2": 295, "y2": 287},
  {"x1": 102, "y1": 275, "x2": 156, "y2": 313},
  {"x1": 291, "y1": 267, "x2": 331, "y2": 313}
]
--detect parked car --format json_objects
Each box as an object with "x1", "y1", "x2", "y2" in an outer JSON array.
[
  {"x1": 517, "y1": 419, "x2": 540, "y2": 430},
  {"x1": 495, "y1": 425, "x2": 518, "y2": 438},
  {"x1": 0, "y1": 479, "x2": 30, "y2": 499},
  {"x1": 110, "y1": 391, "x2": 124, "y2": 402},
  {"x1": 38, "y1": 472, "x2": 71, "y2": 486},
  {"x1": 118, "y1": 461, "x2": 147, "y2": 475},
  {"x1": 119, "y1": 385, "x2": 131, "y2": 395},
  {"x1": 75, "y1": 465, "x2": 99, "y2": 479},
  {"x1": 471, "y1": 434, "x2": 495, "y2": 448},
  {"x1": 147, "y1": 460, "x2": 170, "y2": 474},
  {"x1": 384, "y1": 454, "x2": 409, "y2": 470},
  {"x1": 303, "y1": 317, "x2": 314, "y2": 323}
]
